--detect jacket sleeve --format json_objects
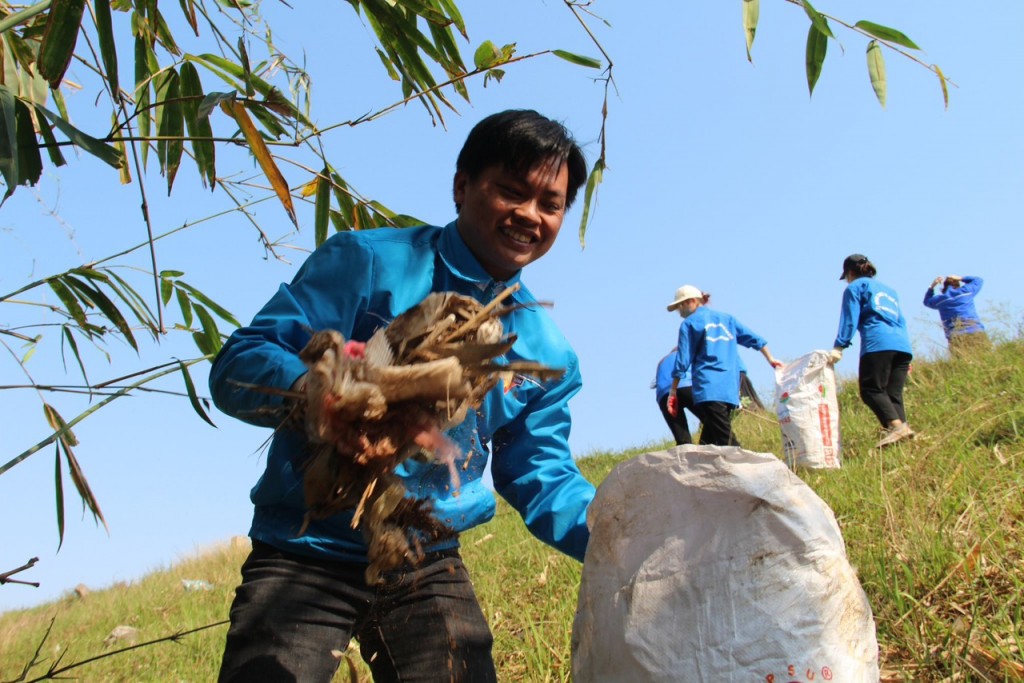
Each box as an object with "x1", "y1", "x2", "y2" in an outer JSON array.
[
  {"x1": 960, "y1": 276, "x2": 983, "y2": 295},
  {"x1": 208, "y1": 234, "x2": 374, "y2": 427},
  {"x1": 490, "y1": 355, "x2": 594, "y2": 562},
  {"x1": 833, "y1": 286, "x2": 859, "y2": 349},
  {"x1": 923, "y1": 287, "x2": 942, "y2": 308},
  {"x1": 734, "y1": 318, "x2": 767, "y2": 351},
  {"x1": 674, "y1": 321, "x2": 693, "y2": 379}
]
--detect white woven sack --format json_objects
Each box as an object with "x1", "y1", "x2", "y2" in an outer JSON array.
[
  {"x1": 572, "y1": 446, "x2": 879, "y2": 683},
  {"x1": 775, "y1": 350, "x2": 842, "y2": 469}
]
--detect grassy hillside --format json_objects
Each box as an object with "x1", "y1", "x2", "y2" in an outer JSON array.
[{"x1": 1, "y1": 340, "x2": 1022, "y2": 682}]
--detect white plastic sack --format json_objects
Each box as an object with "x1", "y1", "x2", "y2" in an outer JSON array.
[
  {"x1": 572, "y1": 446, "x2": 879, "y2": 683},
  {"x1": 775, "y1": 350, "x2": 842, "y2": 469}
]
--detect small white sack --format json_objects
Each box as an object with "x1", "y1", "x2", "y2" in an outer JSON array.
[
  {"x1": 775, "y1": 350, "x2": 842, "y2": 469},
  {"x1": 572, "y1": 446, "x2": 879, "y2": 683}
]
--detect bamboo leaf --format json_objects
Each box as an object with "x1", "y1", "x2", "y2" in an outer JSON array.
[
  {"x1": 106, "y1": 270, "x2": 160, "y2": 335},
  {"x1": 175, "y1": 280, "x2": 240, "y2": 326},
  {"x1": 64, "y1": 274, "x2": 139, "y2": 350},
  {"x1": 48, "y1": 277, "x2": 88, "y2": 326},
  {"x1": 578, "y1": 158, "x2": 604, "y2": 249},
  {"x1": 179, "y1": 61, "x2": 216, "y2": 188},
  {"x1": 473, "y1": 40, "x2": 502, "y2": 69},
  {"x1": 220, "y1": 98, "x2": 297, "y2": 228},
  {"x1": 160, "y1": 275, "x2": 173, "y2": 305},
  {"x1": 35, "y1": 107, "x2": 68, "y2": 167},
  {"x1": 160, "y1": 269, "x2": 185, "y2": 277},
  {"x1": 135, "y1": 36, "x2": 152, "y2": 168},
  {"x1": 192, "y1": 330, "x2": 214, "y2": 356},
  {"x1": 800, "y1": 0, "x2": 834, "y2": 39},
  {"x1": 176, "y1": 287, "x2": 193, "y2": 327},
  {"x1": 178, "y1": 360, "x2": 216, "y2": 427},
  {"x1": 866, "y1": 40, "x2": 887, "y2": 108},
  {"x1": 34, "y1": 103, "x2": 123, "y2": 169},
  {"x1": 94, "y1": 0, "x2": 119, "y2": 94},
  {"x1": 155, "y1": 69, "x2": 184, "y2": 194},
  {"x1": 193, "y1": 303, "x2": 223, "y2": 355},
  {"x1": 0, "y1": 85, "x2": 20, "y2": 202},
  {"x1": 61, "y1": 325, "x2": 90, "y2": 386},
  {"x1": 742, "y1": 0, "x2": 759, "y2": 62},
  {"x1": 61, "y1": 439, "x2": 109, "y2": 532},
  {"x1": 935, "y1": 64, "x2": 949, "y2": 110},
  {"x1": 374, "y1": 47, "x2": 401, "y2": 82},
  {"x1": 189, "y1": 54, "x2": 313, "y2": 127},
  {"x1": 43, "y1": 403, "x2": 79, "y2": 447},
  {"x1": 177, "y1": 0, "x2": 199, "y2": 35},
  {"x1": 54, "y1": 443, "x2": 65, "y2": 550},
  {"x1": 314, "y1": 167, "x2": 330, "y2": 246},
  {"x1": 14, "y1": 98, "x2": 41, "y2": 188},
  {"x1": 37, "y1": 0, "x2": 87, "y2": 89},
  {"x1": 854, "y1": 20, "x2": 920, "y2": 50},
  {"x1": 805, "y1": 24, "x2": 828, "y2": 96},
  {"x1": 197, "y1": 90, "x2": 235, "y2": 120},
  {"x1": 552, "y1": 49, "x2": 601, "y2": 69},
  {"x1": 153, "y1": 8, "x2": 181, "y2": 56}
]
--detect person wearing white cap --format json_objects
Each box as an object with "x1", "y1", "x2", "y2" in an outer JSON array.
[{"x1": 666, "y1": 285, "x2": 782, "y2": 446}]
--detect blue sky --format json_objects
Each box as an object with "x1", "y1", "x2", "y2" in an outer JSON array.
[{"x1": 1, "y1": 1, "x2": 1022, "y2": 612}]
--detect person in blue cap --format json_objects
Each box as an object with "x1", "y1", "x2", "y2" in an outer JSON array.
[
  {"x1": 210, "y1": 109, "x2": 595, "y2": 682},
  {"x1": 666, "y1": 285, "x2": 782, "y2": 447},
  {"x1": 830, "y1": 253, "x2": 915, "y2": 448},
  {"x1": 653, "y1": 347, "x2": 697, "y2": 444},
  {"x1": 924, "y1": 274, "x2": 990, "y2": 357}
]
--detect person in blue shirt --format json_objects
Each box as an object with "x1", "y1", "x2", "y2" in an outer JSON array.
[
  {"x1": 209, "y1": 110, "x2": 595, "y2": 683},
  {"x1": 666, "y1": 285, "x2": 782, "y2": 447},
  {"x1": 924, "y1": 274, "x2": 990, "y2": 357},
  {"x1": 653, "y1": 347, "x2": 697, "y2": 444},
  {"x1": 830, "y1": 253, "x2": 915, "y2": 447}
]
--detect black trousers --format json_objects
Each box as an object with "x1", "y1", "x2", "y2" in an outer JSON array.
[
  {"x1": 658, "y1": 386, "x2": 697, "y2": 445},
  {"x1": 693, "y1": 401, "x2": 740, "y2": 447},
  {"x1": 858, "y1": 350, "x2": 912, "y2": 427}
]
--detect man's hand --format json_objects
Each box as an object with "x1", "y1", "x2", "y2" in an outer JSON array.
[
  {"x1": 828, "y1": 347, "x2": 843, "y2": 365},
  {"x1": 667, "y1": 394, "x2": 678, "y2": 417},
  {"x1": 931, "y1": 276, "x2": 943, "y2": 289}
]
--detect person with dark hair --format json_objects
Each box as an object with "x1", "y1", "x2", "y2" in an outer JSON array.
[
  {"x1": 924, "y1": 274, "x2": 990, "y2": 356},
  {"x1": 830, "y1": 253, "x2": 915, "y2": 447},
  {"x1": 653, "y1": 347, "x2": 697, "y2": 444},
  {"x1": 666, "y1": 285, "x2": 782, "y2": 447},
  {"x1": 210, "y1": 109, "x2": 595, "y2": 682}
]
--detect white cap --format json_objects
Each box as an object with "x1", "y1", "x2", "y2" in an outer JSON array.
[{"x1": 667, "y1": 284, "x2": 703, "y2": 311}]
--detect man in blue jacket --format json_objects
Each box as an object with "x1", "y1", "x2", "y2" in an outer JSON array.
[
  {"x1": 210, "y1": 110, "x2": 595, "y2": 682},
  {"x1": 923, "y1": 274, "x2": 990, "y2": 356}
]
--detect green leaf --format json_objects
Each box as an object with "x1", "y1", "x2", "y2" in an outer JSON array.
[
  {"x1": 552, "y1": 50, "x2": 602, "y2": 69},
  {"x1": 34, "y1": 103, "x2": 124, "y2": 169},
  {"x1": 800, "y1": 0, "x2": 834, "y2": 40},
  {"x1": 0, "y1": 85, "x2": 20, "y2": 202},
  {"x1": 866, "y1": 40, "x2": 887, "y2": 108},
  {"x1": 179, "y1": 360, "x2": 217, "y2": 427},
  {"x1": 37, "y1": 0, "x2": 87, "y2": 89},
  {"x1": 742, "y1": 0, "x2": 759, "y2": 62},
  {"x1": 175, "y1": 281, "x2": 240, "y2": 326},
  {"x1": 160, "y1": 275, "x2": 173, "y2": 305},
  {"x1": 176, "y1": 287, "x2": 194, "y2": 328},
  {"x1": 178, "y1": 0, "x2": 199, "y2": 35},
  {"x1": 35, "y1": 107, "x2": 67, "y2": 167},
  {"x1": 43, "y1": 403, "x2": 79, "y2": 447},
  {"x1": 61, "y1": 325, "x2": 90, "y2": 385},
  {"x1": 160, "y1": 269, "x2": 185, "y2": 278},
  {"x1": 935, "y1": 64, "x2": 949, "y2": 110},
  {"x1": 64, "y1": 274, "x2": 139, "y2": 350},
  {"x1": 134, "y1": 36, "x2": 153, "y2": 169},
  {"x1": 854, "y1": 20, "x2": 920, "y2": 50},
  {"x1": 106, "y1": 270, "x2": 160, "y2": 336},
  {"x1": 14, "y1": 98, "x2": 41, "y2": 189},
  {"x1": 54, "y1": 442, "x2": 65, "y2": 550},
  {"x1": 374, "y1": 47, "x2": 401, "y2": 82},
  {"x1": 179, "y1": 61, "x2": 216, "y2": 189},
  {"x1": 192, "y1": 330, "x2": 214, "y2": 356},
  {"x1": 473, "y1": 40, "x2": 502, "y2": 69},
  {"x1": 197, "y1": 91, "x2": 235, "y2": 120},
  {"x1": 193, "y1": 303, "x2": 223, "y2": 355},
  {"x1": 805, "y1": 24, "x2": 828, "y2": 96},
  {"x1": 48, "y1": 277, "x2": 88, "y2": 326},
  {"x1": 578, "y1": 158, "x2": 604, "y2": 249},
  {"x1": 94, "y1": 0, "x2": 120, "y2": 94},
  {"x1": 314, "y1": 167, "x2": 330, "y2": 247},
  {"x1": 155, "y1": 69, "x2": 184, "y2": 194}
]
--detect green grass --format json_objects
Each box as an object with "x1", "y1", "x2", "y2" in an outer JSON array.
[{"x1": 2, "y1": 341, "x2": 1022, "y2": 682}]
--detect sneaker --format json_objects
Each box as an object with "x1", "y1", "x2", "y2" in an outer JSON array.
[{"x1": 877, "y1": 423, "x2": 914, "y2": 448}]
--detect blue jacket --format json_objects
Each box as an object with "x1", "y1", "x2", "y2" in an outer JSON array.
[
  {"x1": 833, "y1": 277, "x2": 912, "y2": 355},
  {"x1": 654, "y1": 349, "x2": 690, "y2": 402},
  {"x1": 674, "y1": 307, "x2": 767, "y2": 407},
  {"x1": 209, "y1": 222, "x2": 595, "y2": 563},
  {"x1": 923, "y1": 276, "x2": 985, "y2": 339}
]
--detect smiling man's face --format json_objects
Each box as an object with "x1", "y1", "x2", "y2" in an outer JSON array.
[{"x1": 454, "y1": 160, "x2": 569, "y2": 281}]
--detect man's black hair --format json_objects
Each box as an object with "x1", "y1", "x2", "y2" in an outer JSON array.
[{"x1": 455, "y1": 109, "x2": 588, "y2": 208}]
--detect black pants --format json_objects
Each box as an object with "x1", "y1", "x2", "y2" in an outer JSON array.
[
  {"x1": 858, "y1": 351, "x2": 912, "y2": 427},
  {"x1": 219, "y1": 541, "x2": 496, "y2": 683},
  {"x1": 658, "y1": 386, "x2": 697, "y2": 445},
  {"x1": 693, "y1": 401, "x2": 740, "y2": 447}
]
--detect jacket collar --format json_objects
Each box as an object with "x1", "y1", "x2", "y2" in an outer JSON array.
[{"x1": 438, "y1": 220, "x2": 526, "y2": 301}]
